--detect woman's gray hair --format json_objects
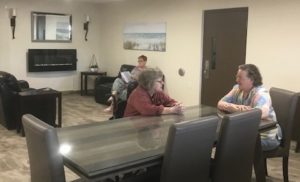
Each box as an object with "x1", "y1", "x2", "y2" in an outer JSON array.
[{"x1": 138, "y1": 68, "x2": 163, "y2": 91}]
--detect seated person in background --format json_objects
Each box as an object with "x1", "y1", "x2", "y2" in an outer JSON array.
[
  {"x1": 217, "y1": 64, "x2": 281, "y2": 151},
  {"x1": 124, "y1": 68, "x2": 183, "y2": 117},
  {"x1": 104, "y1": 55, "x2": 148, "y2": 112}
]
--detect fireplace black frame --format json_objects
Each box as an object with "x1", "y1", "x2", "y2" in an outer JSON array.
[{"x1": 28, "y1": 49, "x2": 77, "y2": 72}]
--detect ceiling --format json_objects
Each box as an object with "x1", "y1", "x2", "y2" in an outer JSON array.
[
  {"x1": 7, "y1": 0, "x2": 125, "y2": 3},
  {"x1": 70, "y1": 0, "x2": 124, "y2": 3},
  {"x1": 55, "y1": 0, "x2": 125, "y2": 3}
]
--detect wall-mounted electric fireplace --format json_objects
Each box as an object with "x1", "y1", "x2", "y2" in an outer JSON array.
[{"x1": 28, "y1": 49, "x2": 77, "y2": 72}]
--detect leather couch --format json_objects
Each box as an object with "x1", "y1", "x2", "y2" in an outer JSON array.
[
  {"x1": 0, "y1": 71, "x2": 30, "y2": 129},
  {"x1": 94, "y1": 64, "x2": 135, "y2": 104},
  {"x1": 0, "y1": 71, "x2": 56, "y2": 131}
]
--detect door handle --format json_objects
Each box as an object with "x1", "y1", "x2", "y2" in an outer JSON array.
[
  {"x1": 211, "y1": 37, "x2": 217, "y2": 70},
  {"x1": 204, "y1": 59, "x2": 210, "y2": 79}
]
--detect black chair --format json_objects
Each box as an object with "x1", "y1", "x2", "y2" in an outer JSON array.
[
  {"x1": 22, "y1": 114, "x2": 66, "y2": 182},
  {"x1": 0, "y1": 71, "x2": 30, "y2": 129},
  {"x1": 263, "y1": 87, "x2": 299, "y2": 182},
  {"x1": 0, "y1": 71, "x2": 57, "y2": 132},
  {"x1": 292, "y1": 94, "x2": 300, "y2": 153},
  {"x1": 111, "y1": 81, "x2": 138, "y2": 119},
  {"x1": 211, "y1": 109, "x2": 261, "y2": 182},
  {"x1": 121, "y1": 115, "x2": 219, "y2": 182},
  {"x1": 94, "y1": 64, "x2": 135, "y2": 104}
]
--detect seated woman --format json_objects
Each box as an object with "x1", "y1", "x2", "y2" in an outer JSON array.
[
  {"x1": 104, "y1": 55, "x2": 148, "y2": 112},
  {"x1": 217, "y1": 64, "x2": 281, "y2": 151},
  {"x1": 124, "y1": 68, "x2": 183, "y2": 117}
]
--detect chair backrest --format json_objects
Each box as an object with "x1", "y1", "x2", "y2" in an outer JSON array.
[
  {"x1": 112, "y1": 81, "x2": 139, "y2": 119},
  {"x1": 22, "y1": 114, "x2": 65, "y2": 182},
  {"x1": 127, "y1": 81, "x2": 139, "y2": 99},
  {"x1": 269, "y1": 87, "x2": 299, "y2": 150},
  {"x1": 0, "y1": 71, "x2": 21, "y2": 129},
  {"x1": 0, "y1": 71, "x2": 21, "y2": 92},
  {"x1": 117, "y1": 64, "x2": 136, "y2": 78},
  {"x1": 160, "y1": 115, "x2": 219, "y2": 182},
  {"x1": 292, "y1": 94, "x2": 300, "y2": 144},
  {"x1": 212, "y1": 109, "x2": 261, "y2": 182}
]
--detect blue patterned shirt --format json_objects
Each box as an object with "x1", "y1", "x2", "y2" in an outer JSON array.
[{"x1": 221, "y1": 84, "x2": 279, "y2": 139}]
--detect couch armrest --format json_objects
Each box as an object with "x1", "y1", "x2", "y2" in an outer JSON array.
[
  {"x1": 95, "y1": 76, "x2": 116, "y2": 85},
  {"x1": 18, "y1": 80, "x2": 29, "y2": 89}
]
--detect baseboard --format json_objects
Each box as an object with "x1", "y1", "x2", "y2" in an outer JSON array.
[
  {"x1": 61, "y1": 89, "x2": 95, "y2": 95},
  {"x1": 61, "y1": 90, "x2": 80, "y2": 95}
]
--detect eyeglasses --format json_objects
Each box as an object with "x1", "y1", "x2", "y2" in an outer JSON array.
[
  {"x1": 235, "y1": 75, "x2": 250, "y2": 81},
  {"x1": 156, "y1": 80, "x2": 164, "y2": 84}
]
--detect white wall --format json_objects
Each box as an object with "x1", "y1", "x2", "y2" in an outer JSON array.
[
  {"x1": 98, "y1": 0, "x2": 206, "y2": 105},
  {"x1": 1, "y1": 0, "x2": 300, "y2": 106},
  {"x1": 98, "y1": 0, "x2": 300, "y2": 106},
  {"x1": 246, "y1": 0, "x2": 300, "y2": 92},
  {"x1": 0, "y1": 0, "x2": 103, "y2": 91}
]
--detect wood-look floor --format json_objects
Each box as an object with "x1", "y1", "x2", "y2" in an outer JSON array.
[{"x1": 0, "y1": 93, "x2": 299, "y2": 182}]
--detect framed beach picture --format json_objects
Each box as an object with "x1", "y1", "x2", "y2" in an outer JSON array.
[{"x1": 123, "y1": 23, "x2": 166, "y2": 52}]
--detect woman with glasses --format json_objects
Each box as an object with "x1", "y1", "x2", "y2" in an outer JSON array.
[{"x1": 124, "y1": 68, "x2": 183, "y2": 117}]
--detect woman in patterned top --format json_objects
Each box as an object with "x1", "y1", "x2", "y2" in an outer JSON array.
[{"x1": 217, "y1": 64, "x2": 282, "y2": 151}]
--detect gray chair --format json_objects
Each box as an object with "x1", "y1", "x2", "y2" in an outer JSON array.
[
  {"x1": 211, "y1": 109, "x2": 261, "y2": 182},
  {"x1": 121, "y1": 115, "x2": 219, "y2": 182},
  {"x1": 292, "y1": 94, "x2": 300, "y2": 153},
  {"x1": 23, "y1": 114, "x2": 66, "y2": 182},
  {"x1": 160, "y1": 115, "x2": 219, "y2": 182},
  {"x1": 263, "y1": 87, "x2": 299, "y2": 182}
]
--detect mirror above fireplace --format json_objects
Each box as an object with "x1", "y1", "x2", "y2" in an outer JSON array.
[{"x1": 31, "y1": 12, "x2": 72, "y2": 42}]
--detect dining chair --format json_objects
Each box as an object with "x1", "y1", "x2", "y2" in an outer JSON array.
[
  {"x1": 111, "y1": 81, "x2": 138, "y2": 119},
  {"x1": 23, "y1": 114, "x2": 82, "y2": 182},
  {"x1": 121, "y1": 115, "x2": 219, "y2": 182},
  {"x1": 292, "y1": 94, "x2": 300, "y2": 153},
  {"x1": 211, "y1": 109, "x2": 261, "y2": 182},
  {"x1": 263, "y1": 87, "x2": 299, "y2": 182}
]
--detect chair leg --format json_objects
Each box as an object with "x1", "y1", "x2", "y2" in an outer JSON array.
[
  {"x1": 264, "y1": 158, "x2": 268, "y2": 176},
  {"x1": 283, "y1": 156, "x2": 289, "y2": 182},
  {"x1": 254, "y1": 135, "x2": 267, "y2": 182},
  {"x1": 296, "y1": 141, "x2": 300, "y2": 153}
]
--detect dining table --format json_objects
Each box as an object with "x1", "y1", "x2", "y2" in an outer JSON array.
[{"x1": 57, "y1": 105, "x2": 276, "y2": 182}]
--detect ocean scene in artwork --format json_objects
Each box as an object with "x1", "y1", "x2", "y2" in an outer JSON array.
[{"x1": 123, "y1": 23, "x2": 166, "y2": 51}]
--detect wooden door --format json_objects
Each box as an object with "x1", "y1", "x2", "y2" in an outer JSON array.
[{"x1": 201, "y1": 8, "x2": 248, "y2": 106}]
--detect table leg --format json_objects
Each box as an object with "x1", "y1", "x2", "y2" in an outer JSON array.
[
  {"x1": 254, "y1": 135, "x2": 266, "y2": 182},
  {"x1": 19, "y1": 104, "x2": 25, "y2": 136},
  {"x1": 81, "y1": 72, "x2": 83, "y2": 96},
  {"x1": 57, "y1": 93, "x2": 62, "y2": 127},
  {"x1": 17, "y1": 96, "x2": 24, "y2": 135},
  {"x1": 296, "y1": 141, "x2": 300, "y2": 153},
  {"x1": 84, "y1": 74, "x2": 88, "y2": 95}
]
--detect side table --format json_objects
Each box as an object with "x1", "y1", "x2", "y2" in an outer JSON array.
[
  {"x1": 18, "y1": 88, "x2": 62, "y2": 136},
  {"x1": 81, "y1": 71, "x2": 107, "y2": 96}
]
